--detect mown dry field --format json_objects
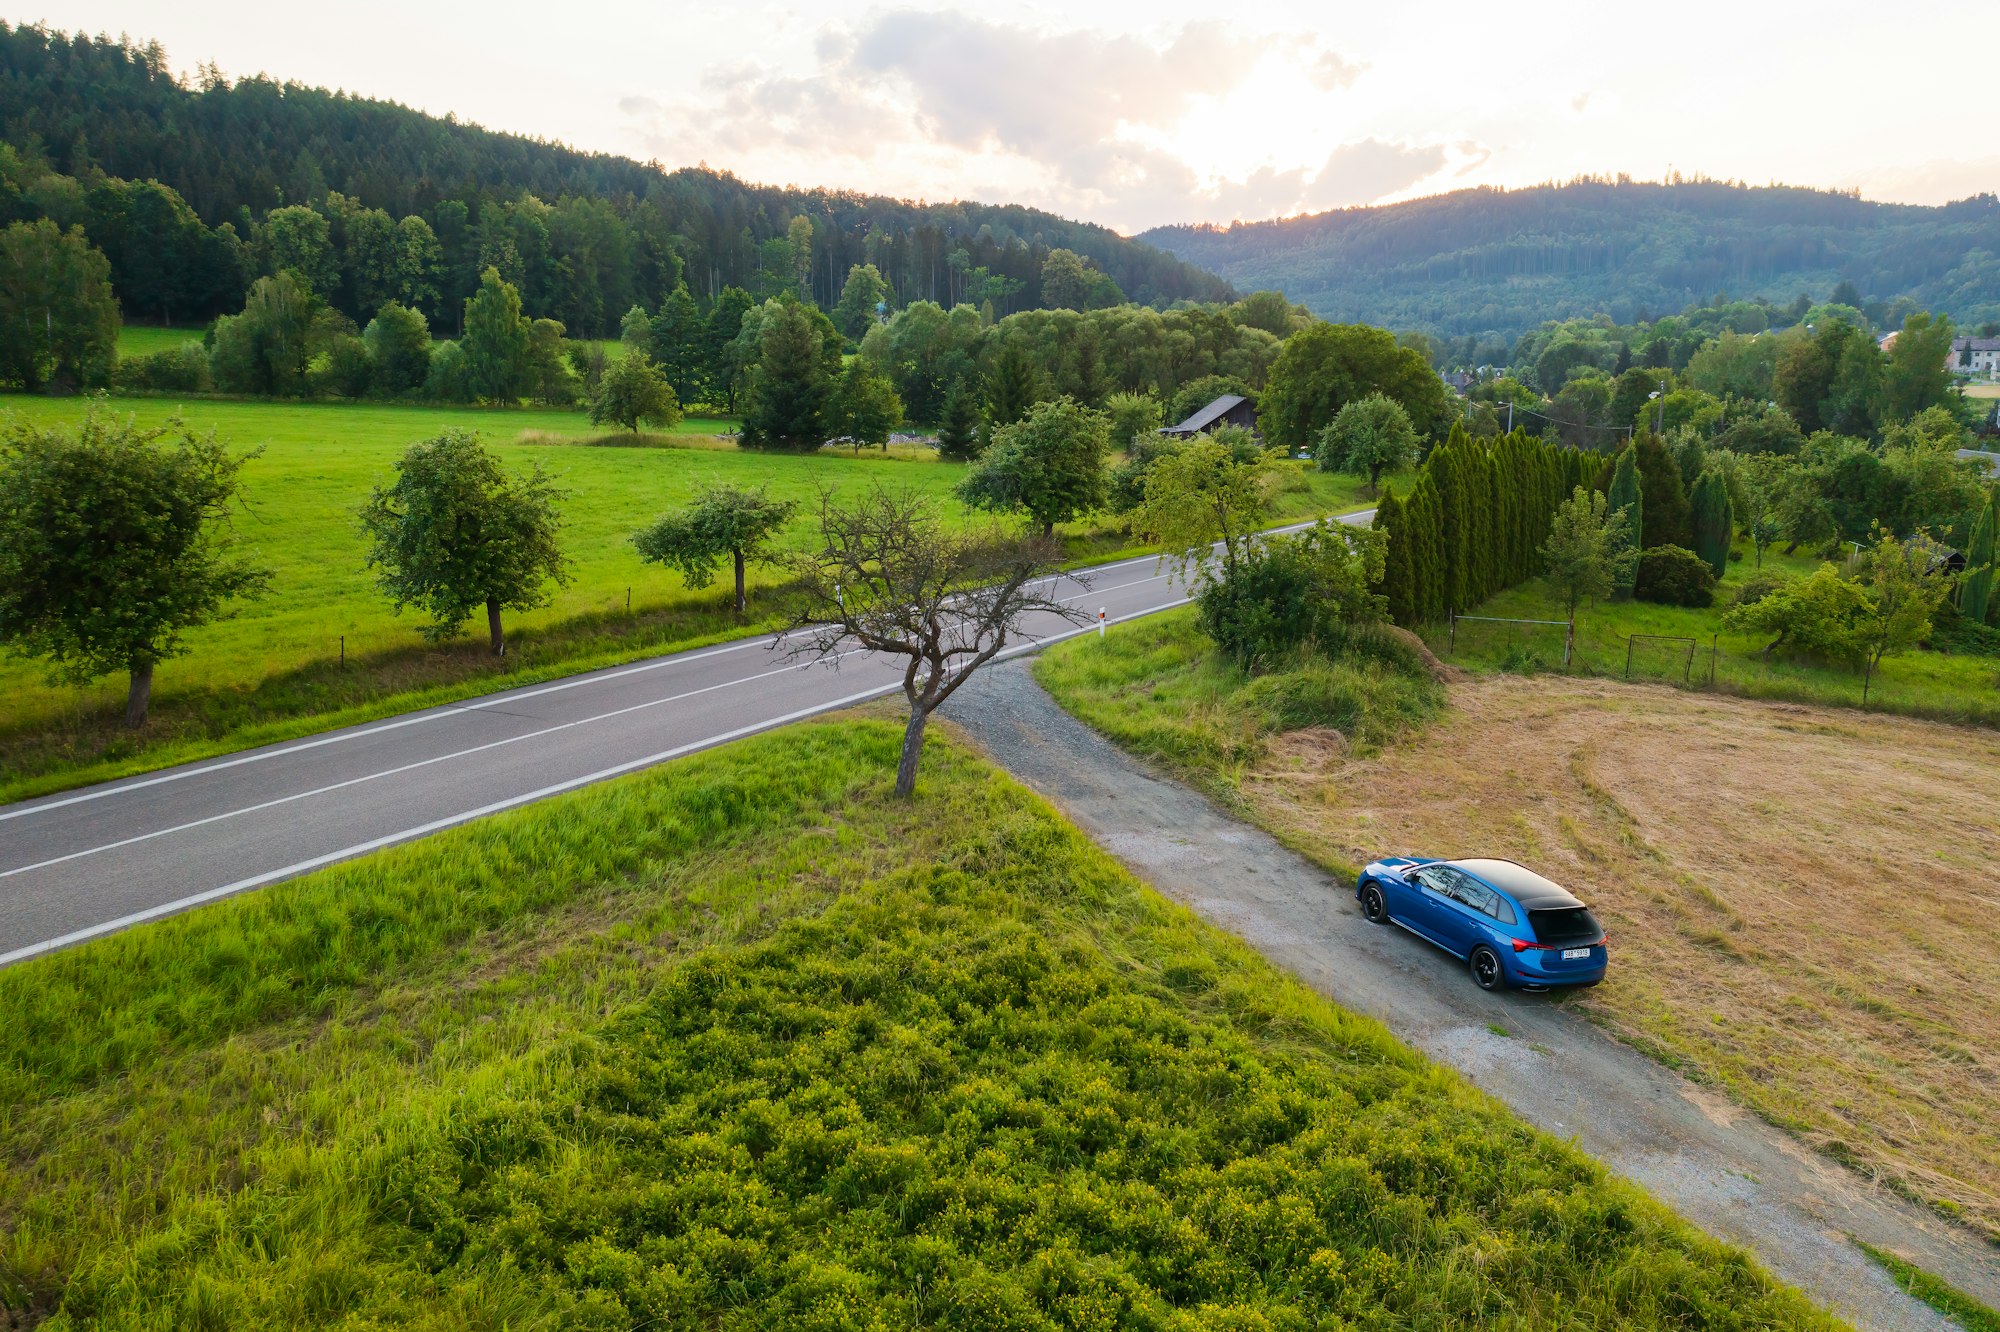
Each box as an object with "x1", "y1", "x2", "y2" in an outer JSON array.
[{"x1": 1243, "y1": 673, "x2": 2000, "y2": 1241}]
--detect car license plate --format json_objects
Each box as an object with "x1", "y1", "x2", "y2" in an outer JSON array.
[{"x1": 1562, "y1": 947, "x2": 1592, "y2": 960}]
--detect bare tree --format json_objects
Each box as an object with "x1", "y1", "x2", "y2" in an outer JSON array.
[{"x1": 781, "y1": 484, "x2": 1090, "y2": 797}]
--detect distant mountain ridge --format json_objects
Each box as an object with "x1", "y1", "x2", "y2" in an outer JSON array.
[{"x1": 1140, "y1": 180, "x2": 2000, "y2": 340}]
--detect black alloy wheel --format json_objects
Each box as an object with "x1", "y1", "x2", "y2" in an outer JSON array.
[
  {"x1": 1470, "y1": 945, "x2": 1505, "y2": 992},
  {"x1": 1360, "y1": 884, "x2": 1389, "y2": 923}
]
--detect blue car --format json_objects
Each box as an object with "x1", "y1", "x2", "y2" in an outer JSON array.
[{"x1": 1355, "y1": 856, "x2": 1607, "y2": 992}]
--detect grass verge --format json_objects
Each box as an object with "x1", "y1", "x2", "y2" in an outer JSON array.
[
  {"x1": 0, "y1": 719, "x2": 1838, "y2": 1328},
  {"x1": 1856, "y1": 1243, "x2": 2000, "y2": 1331},
  {"x1": 1038, "y1": 613, "x2": 2000, "y2": 1243}
]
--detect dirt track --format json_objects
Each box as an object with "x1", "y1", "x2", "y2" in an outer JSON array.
[{"x1": 946, "y1": 661, "x2": 1997, "y2": 1332}]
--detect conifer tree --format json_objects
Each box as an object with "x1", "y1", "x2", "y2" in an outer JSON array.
[
  {"x1": 1689, "y1": 468, "x2": 1735, "y2": 578},
  {"x1": 1606, "y1": 444, "x2": 1644, "y2": 597},
  {"x1": 1962, "y1": 489, "x2": 1996, "y2": 626},
  {"x1": 1372, "y1": 486, "x2": 1418, "y2": 626}
]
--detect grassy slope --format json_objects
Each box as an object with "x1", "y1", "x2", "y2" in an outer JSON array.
[
  {"x1": 0, "y1": 394, "x2": 1375, "y2": 800},
  {"x1": 1427, "y1": 542, "x2": 2000, "y2": 728},
  {"x1": 0, "y1": 719, "x2": 1839, "y2": 1329},
  {"x1": 1037, "y1": 614, "x2": 2000, "y2": 1241},
  {"x1": 1031, "y1": 607, "x2": 1444, "y2": 805}
]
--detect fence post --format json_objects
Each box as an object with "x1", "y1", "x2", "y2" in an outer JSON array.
[
  {"x1": 339, "y1": 635, "x2": 345, "y2": 670},
  {"x1": 1564, "y1": 621, "x2": 1574, "y2": 670},
  {"x1": 1709, "y1": 635, "x2": 1717, "y2": 687},
  {"x1": 1624, "y1": 637, "x2": 1634, "y2": 678},
  {"x1": 1449, "y1": 610, "x2": 1456, "y2": 656}
]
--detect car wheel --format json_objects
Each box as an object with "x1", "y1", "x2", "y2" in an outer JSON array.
[
  {"x1": 1470, "y1": 945, "x2": 1505, "y2": 992},
  {"x1": 1360, "y1": 884, "x2": 1389, "y2": 924}
]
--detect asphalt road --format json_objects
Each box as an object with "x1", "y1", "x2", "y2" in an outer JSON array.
[{"x1": 0, "y1": 516, "x2": 1363, "y2": 966}]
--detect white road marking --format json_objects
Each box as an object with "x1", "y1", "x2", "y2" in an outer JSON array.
[
  {"x1": 0, "y1": 542, "x2": 1197, "y2": 824},
  {"x1": 0, "y1": 595, "x2": 1192, "y2": 967}
]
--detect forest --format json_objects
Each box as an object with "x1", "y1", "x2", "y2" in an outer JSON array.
[
  {"x1": 0, "y1": 23, "x2": 1231, "y2": 337},
  {"x1": 1143, "y1": 178, "x2": 2000, "y2": 341}
]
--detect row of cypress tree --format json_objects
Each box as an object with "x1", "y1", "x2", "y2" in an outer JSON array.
[{"x1": 1372, "y1": 425, "x2": 1599, "y2": 626}]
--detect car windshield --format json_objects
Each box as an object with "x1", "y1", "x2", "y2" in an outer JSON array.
[{"x1": 1527, "y1": 907, "x2": 1601, "y2": 945}]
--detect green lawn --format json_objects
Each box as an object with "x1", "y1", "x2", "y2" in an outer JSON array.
[
  {"x1": 0, "y1": 718, "x2": 1840, "y2": 1329},
  {"x1": 1428, "y1": 543, "x2": 2000, "y2": 727},
  {"x1": 0, "y1": 394, "x2": 1378, "y2": 799},
  {"x1": 115, "y1": 323, "x2": 209, "y2": 359}
]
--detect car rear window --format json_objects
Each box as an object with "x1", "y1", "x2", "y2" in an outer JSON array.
[{"x1": 1528, "y1": 907, "x2": 1601, "y2": 945}]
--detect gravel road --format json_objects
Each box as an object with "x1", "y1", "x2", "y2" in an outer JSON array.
[{"x1": 945, "y1": 658, "x2": 1997, "y2": 1332}]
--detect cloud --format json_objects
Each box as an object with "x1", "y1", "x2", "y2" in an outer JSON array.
[
  {"x1": 1311, "y1": 51, "x2": 1365, "y2": 92},
  {"x1": 619, "y1": 11, "x2": 1389, "y2": 227}
]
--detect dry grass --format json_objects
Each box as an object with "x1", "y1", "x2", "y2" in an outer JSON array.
[{"x1": 1240, "y1": 673, "x2": 2000, "y2": 1241}]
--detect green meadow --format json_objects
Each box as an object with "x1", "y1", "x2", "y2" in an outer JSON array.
[
  {"x1": 0, "y1": 394, "x2": 1376, "y2": 798},
  {"x1": 0, "y1": 719, "x2": 1840, "y2": 1330}
]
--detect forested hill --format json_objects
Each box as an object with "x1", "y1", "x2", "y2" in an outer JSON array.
[
  {"x1": 1141, "y1": 181, "x2": 2000, "y2": 341},
  {"x1": 0, "y1": 23, "x2": 1231, "y2": 332}
]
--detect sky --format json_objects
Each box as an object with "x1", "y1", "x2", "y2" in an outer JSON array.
[{"x1": 23, "y1": 1, "x2": 2000, "y2": 233}]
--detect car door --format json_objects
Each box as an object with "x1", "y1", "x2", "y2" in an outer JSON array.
[
  {"x1": 1378, "y1": 863, "x2": 1424, "y2": 925},
  {"x1": 1408, "y1": 865, "x2": 1464, "y2": 953},
  {"x1": 1432, "y1": 871, "x2": 1500, "y2": 956}
]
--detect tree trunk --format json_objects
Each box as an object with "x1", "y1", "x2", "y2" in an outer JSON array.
[
  {"x1": 486, "y1": 598, "x2": 505, "y2": 656},
  {"x1": 894, "y1": 706, "x2": 929, "y2": 799},
  {"x1": 734, "y1": 548, "x2": 747, "y2": 614},
  {"x1": 1042, "y1": 519, "x2": 1055, "y2": 539},
  {"x1": 124, "y1": 661, "x2": 154, "y2": 730}
]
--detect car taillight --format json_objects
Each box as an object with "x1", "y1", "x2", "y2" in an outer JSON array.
[{"x1": 1511, "y1": 939, "x2": 1540, "y2": 952}]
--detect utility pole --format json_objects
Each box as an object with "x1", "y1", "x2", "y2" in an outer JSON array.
[
  {"x1": 1505, "y1": 400, "x2": 1514, "y2": 433},
  {"x1": 1655, "y1": 378, "x2": 1667, "y2": 435}
]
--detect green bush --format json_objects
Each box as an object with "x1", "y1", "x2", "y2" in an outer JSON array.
[
  {"x1": 1195, "y1": 524, "x2": 1387, "y2": 669},
  {"x1": 1732, "y1": 569, "x2": 1791, "y2": 607},
  {"x1": 111, "y1": 341, "x2": 211, "y2": 393},
  {"x1": 1635, "y1": 544, "x2": 1717, "y2": 607}
]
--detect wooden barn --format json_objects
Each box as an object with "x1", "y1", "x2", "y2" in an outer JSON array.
[{"x1": 1162, "y1": 393, "x2": 1258, "y2": 438}]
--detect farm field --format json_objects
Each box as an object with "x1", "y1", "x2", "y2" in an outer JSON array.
[
  {"x1": 1037, "y1": 613, "x2": 2000, "y2": 1243},
  {"x1": 0, "y1": 716, "x2": 1839, "y2": 1329},
  {"x1": 1426, "y1": 543, "x2": 2000, "y2": 728},
  {"x1": 0, "y1": 394, "x2": 1380, "y2": 798}
]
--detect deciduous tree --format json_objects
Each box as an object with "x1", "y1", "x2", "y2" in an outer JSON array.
[
  {"x1": 1541, "y1": 485, "x2": 1637, "y2": 628},
  {"x1": 0, "y1": 410, "x2": 270, "y2": 726},
  {"x1": 780, "y1": 485, "x2": 1089, "y2": 797},
  {"x1": 589, "y1": 350, "x2": 681, "y2": 435},
  {"x1": 1317, "y1": 392, "x2": 1418, "y2": 489},
  {"x1": 958, "y1": 396, "x2": 1109, "y2": 537},
  {"x1": 358, "y1": 430, "x2": 570, "y2": 655},
  {"x1": 1133, "y1": 435, "x2": 1274, "y2": 578},
  {"x1": 362, "y1": 300, "x2": 433, "y2": 394},
  {"x1": 0, "y1": 219, "x2": 118, "y2": 391},
  {"x1": 829, "y1": 357, "x2": 903, "y2": 452},
  {"x1": 632, "y1": 483, "x2": 797, "y2": 613}
]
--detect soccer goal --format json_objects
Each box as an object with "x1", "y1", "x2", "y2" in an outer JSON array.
[{"x1": 1623, "y1": 634, "x2": 1699, "y2": 684}]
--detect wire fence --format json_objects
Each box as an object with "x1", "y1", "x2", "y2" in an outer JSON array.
[{"x1": 1434, "y1": 612, "x2": 2000, "y2": 725}]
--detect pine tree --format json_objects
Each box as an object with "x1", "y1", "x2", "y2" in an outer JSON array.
[
  {"x1": 935, "y1": 377, "x2": 984, "y2": 462},
  {"x1": 1689, "y1": 468, "x2": 1735, "y2": 578},
  {"x1": 986, "y1": 341, "x2": 1041, "y2": 427},
  {"x1": 1606, "y1": 444, "x2": 1644, "y2": 597},
  {"x1": 1634, "y1": 433, "x2": 1693, "y2": 550},
  {"x1": 1409, "y1": 472, "x2": 1449, "y2": 621},
  {"x1": 1963, "y1": 489, "x2": 1997, "y2": 626}
]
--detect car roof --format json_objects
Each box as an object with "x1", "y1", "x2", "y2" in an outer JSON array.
[{"x1": 1449, "y1": 858, "x2": 1586, "y2": 909}]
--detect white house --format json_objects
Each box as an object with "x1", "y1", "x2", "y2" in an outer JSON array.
[{"x1": 1949, "y1": 336, "x2": 2000, "y2": 381}]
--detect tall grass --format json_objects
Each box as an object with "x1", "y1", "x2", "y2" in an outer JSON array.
[{"x1": 0, "y1": 720, "x2": 1840, "y2": 1329}]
